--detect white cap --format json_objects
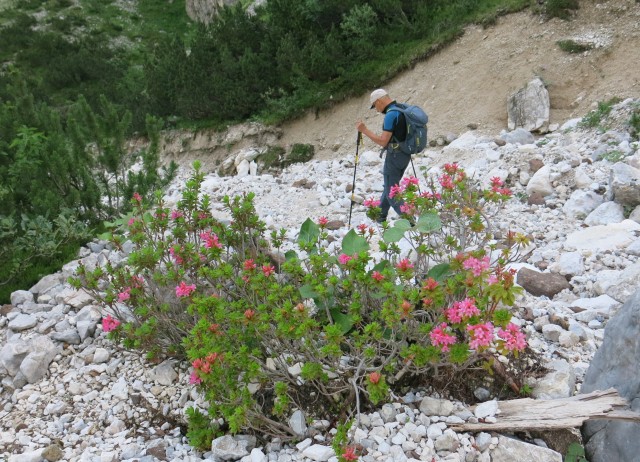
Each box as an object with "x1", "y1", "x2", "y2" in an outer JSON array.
[{"x1": 369, "y1": 88, "x2": 388, "y2": 108}]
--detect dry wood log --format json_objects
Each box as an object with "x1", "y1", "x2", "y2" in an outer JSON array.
[{"x1": 451, "y1": 388, "x2": 640, "y2": 432}]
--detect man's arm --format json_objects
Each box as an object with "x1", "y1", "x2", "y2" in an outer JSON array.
[{"x1": 356, "y1": 121, "x2": 393, "y2": 147}]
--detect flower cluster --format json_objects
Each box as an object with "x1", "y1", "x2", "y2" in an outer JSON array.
[
  {"x1": 102, "y1": 314, "x2": 120, "y2": 333},
  {"x1": 200, "y1": 231, "x2": 222, "y2": 249},
  {"x1": 191, "y1": 352, "x2": 224, "y2": 384},
  {"x1": 176, "y1": 281, "x2": 196, "y2": 297}
]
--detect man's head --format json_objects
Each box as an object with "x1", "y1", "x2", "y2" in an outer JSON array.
[{"x1": 370, "y1": 88, "x2": 391, "y2": 111}]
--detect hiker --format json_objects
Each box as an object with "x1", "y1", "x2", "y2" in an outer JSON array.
[{"x1": 356, "y1": 88, "x2": 410, "y2": 224}]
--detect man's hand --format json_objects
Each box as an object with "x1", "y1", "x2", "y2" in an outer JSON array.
[{"x1": 356, "y1": 121, "x2": 366, "y2": 133}]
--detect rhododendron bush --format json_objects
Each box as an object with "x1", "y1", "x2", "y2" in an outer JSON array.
[{"x1": 71, "y1": 161, "x2": 530, "y2": 444}]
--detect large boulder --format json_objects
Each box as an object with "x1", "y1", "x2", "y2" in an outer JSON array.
[
  {"x1": 517, "y1": 268, "x2": 570, "y2": 298},
  {"x1": 581, "y1": 287, "x2": 640, "y2": 462},
  {"x1": 186, "y1": 0, "x2": 238, "y2": 25},
  {"x1": 507, "y1": 77, "x2": 550, "y2": 132},
  {"x1": 608, "y1": 162, "x2": 640, "y2": 207}
]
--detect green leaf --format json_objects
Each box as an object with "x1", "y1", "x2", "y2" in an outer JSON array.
[
  {"x1": 298, "y1": 218, "x2": 320, "y2": 245},
  {"x1": 341, "y1": 229, "x2": 369, "y2": 254},
  {"x1": 416, "y1": 211, "x2": 442, "y2": 233},
  {"x1": 372, "y1": 261, "x2": 390, "y2": 273},
  {"x1": 284, "y1": 249, "x2": 299, "y2": 261},
  {"x1": 427, "y1": 263, "x2": 451, "y2": 281},
  {"x1": 98, "y1": 232, "x2": 113, "y2": 241},
  {"x1": 299, "y1": 284, "x2": 319, "y2": 299},
  {"x1": 330, "y1": 308, "x2": 354, "y2": 334},
  {"x1": 394, "y1": 219, "x2": 412, "y2": 230},
  {"x1": 382, "y1": 226, "x2": 406, "y2": 243}
]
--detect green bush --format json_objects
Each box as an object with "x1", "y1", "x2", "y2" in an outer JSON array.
[
  {"x1": 557, "y1": 39, "x2": 592, "y2": 54},
  {"x1": 0, "y1": 211, "x2": 90, "y2": 302},
  {"x1": 543, "y1": 0, "x2": 579, "y2": 20},
  {"x1": 579, "y1": 98, "x2": 621, "y2": 129},
  {"x1": 285, "y1": 143, "x2": 315, "y2": 166},
  {"x1": 72, "y1": 162, "x2": 532, "y2": 442}
]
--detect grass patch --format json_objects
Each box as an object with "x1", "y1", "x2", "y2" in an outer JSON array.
[
  {"x1": 557, "y1": 39, "x2": 593, "y2": 53},
  {"x1": 544, "y1": 0, "x2": 579, "y2": 20},
  {"x1": 579, "y1": 98, "x2": 621, "y2": 129}
]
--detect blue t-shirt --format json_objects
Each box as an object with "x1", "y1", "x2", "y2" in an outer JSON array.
[{"x1": 382, "y1": 103, "x2": 407, "y2": 143}]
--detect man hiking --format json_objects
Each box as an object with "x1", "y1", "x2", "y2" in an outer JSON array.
[{"x1": 356, "y1": 88, "x2": 411, "y2": 224}]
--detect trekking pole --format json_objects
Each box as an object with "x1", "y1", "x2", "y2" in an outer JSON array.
[
  {"x1": 410, "y1": 157, "x2": 422, "y2": 195},
  {"x1": 348, "y1": 132, "x2": 363, "y2": 228}
]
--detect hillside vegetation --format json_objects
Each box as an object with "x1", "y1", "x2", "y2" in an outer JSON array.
[{"x1": 0, "y1": 0, "x2": 580, "y2": 301}]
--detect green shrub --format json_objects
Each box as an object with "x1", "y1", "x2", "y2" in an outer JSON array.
[
  {"x1": 185, "y1": 407, "x2": 220, "y2": 450},
  {"x1": 285, "y1": 143, "x2": 315, "y2": 166},
  {"x1": 258, "y1": 146, "x2": 286, "y2": 171},
  {"x1": 565, "y1": 442, "x2": 588, "y2": 462},
  {"x1": 543, "y1": 0, "x2": 579, "y2": 20},
  {"x1": 557, "y1": 39, "x2": 592, "y2": 54},
  {"x1": 73, "y1": 161, "x2": 532, "y2": 442},
  {"x1": 0, "y1": 211, "x2": 90, "y2": 302},
  {"x1": 601, "y1": 150, "x2": 626, "y2": 163},
  {"x1": 579, "y1": 98, "x2": 621, "y2": 129}
]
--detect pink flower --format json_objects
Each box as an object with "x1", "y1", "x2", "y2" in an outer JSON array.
[
  {"x1": 389, "y1": 184, "x2": 403, "y2": 199},
  {"x1": 445, "y1": 298, "x2": 480, "y2": 323},
  {"x1": 243, "y1": 259, "x2": 257, "y2": 271},
  {"x1": 396, "y1": 258, "x2": 414, "y2": 272},
  {"x1": 342, "y1": 446, "x2": 358, "y2": 461},
  {"x1": 169, "y1": 247, "x2": 184, "y2": 265},
  {"x1": 368, "y1": 372, "x2": 381, "y2": 384},
  {"x1": 400, "y1": 176, "x2": 420, "y2": 187},
  {"x1": 422, "y1": 278, "x2": 439, "y2": 291},
  {"x1": 318, "y1": 216, "x2": 328, "y2": 226},
  {"x1": 357, "y1": 223, "x2": 368, "y2": 234},
  {"x1": 338, "y1": 254, "x2": 353, "y2": 265},
  {"x1": 490, "y1": 176, "x2": 504, "y2": 187},
  {"x1": 493, "y1": 187, "x2": 512, "y2": 196},
  {"x1": 438, "y1": 174, "x2": 454, "y2": 190},
  {"x1": 128, "y1": 217, "x2": 136, "y2": 227},
  {"x1": 420, "y1": 190, "x2": 441, "y2": 200},
  {"x1": 176, "y1": 281, "x2": 196, "y2": 297},
  {"x1": 102, "y1": 314, "x2": 120, "y2": 333},
  {"x1": 443, "y1": 163, "x2": 460, "y2": 174},
  {"x1": 467, "y1": 322, "x2": 494, "y2": 350},
  {"x1": 117, "y1": 287, "x2": 131, "y2": 302},
  {"x1": 132, "y1": 192, "x2": 142, "y2": 202},
  {"x1": 498, "y1": 323, "x2": 527, "y2": 351},
  {"x1": 244, "y1": 309, "x2": 256, "y2": 321},
  {"x1": 463, "y1": 256, "x2": 490, "y2": 277},
  {"x1": 487, "y1": 274, "x2": 499, "y2": 285},
  {"x1": 189, "y1": 371, "x2": 202, "y2": 385},
  {"x1": 371, "y1": 271, "x2": 384, "y2": 282},
  {"x1": 430, "y1": 322, "x2": 457, "y2": 352},
  {"x1": 262, "y1": 265, "x2": 275, "y2": 277},
  {"x1": 363, "y1": 198, "x2": 381, "y2": 208},
  {"x1": 200, "y1": 231, "x2": 222, "y2": 249},
  {"x1": 444, "y1": 306, "x2": 462, "y2": 324},
  {"x1": 171, "y1": 210, "x2": 184, "y2": 220},
  {"x1": 456, "y1": 298, "x2": 480, "y2": 318}
]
